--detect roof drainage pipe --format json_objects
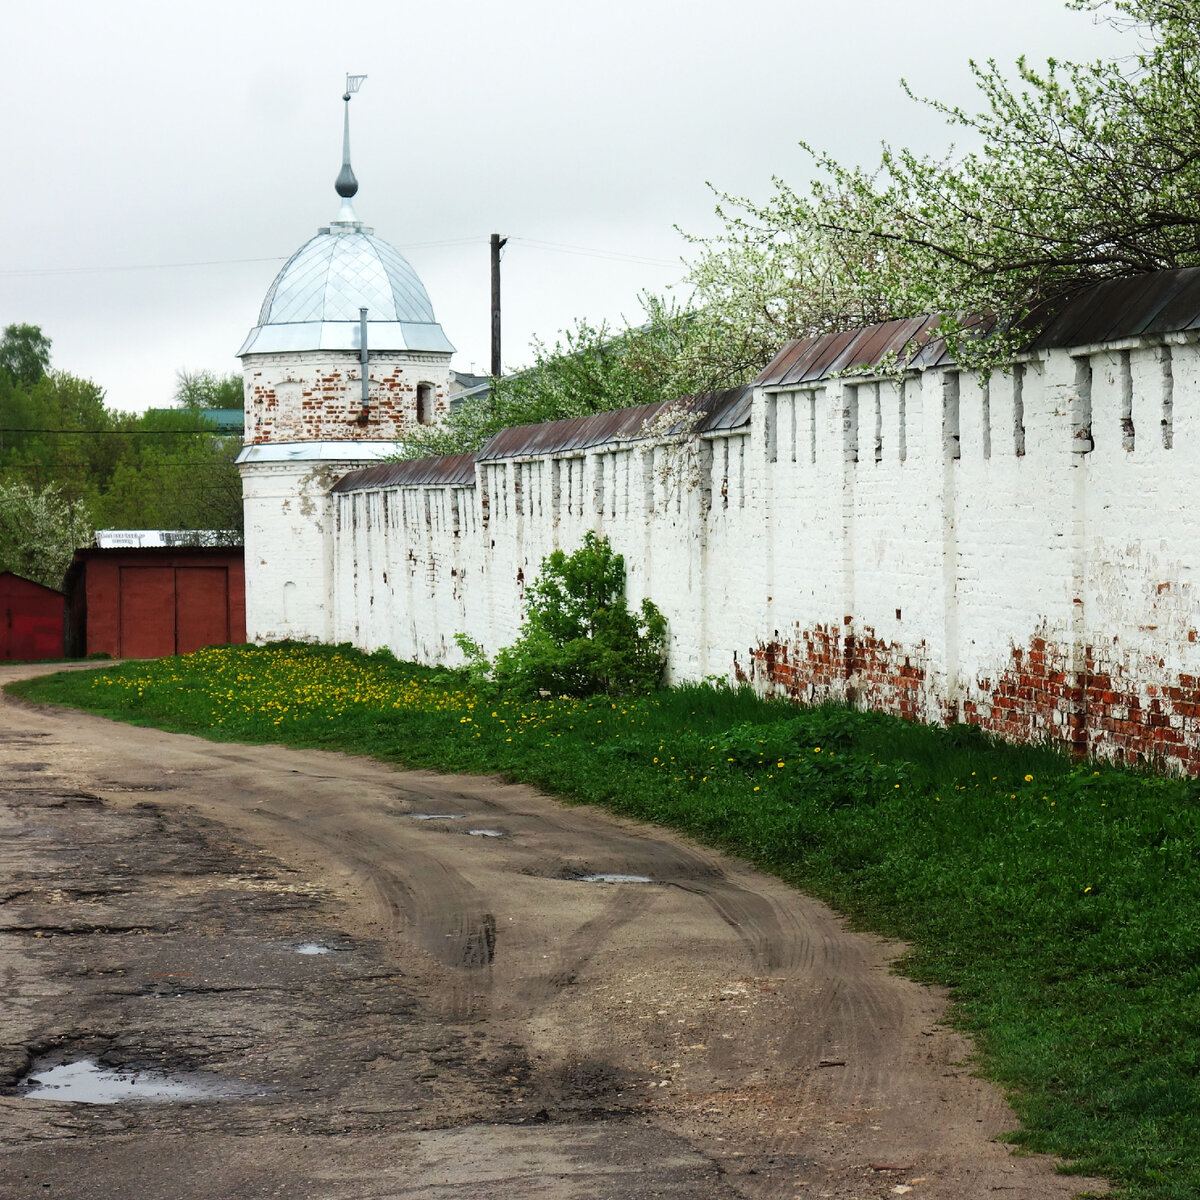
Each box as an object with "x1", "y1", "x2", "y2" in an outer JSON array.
[{"x1": 357, "y1": 306, "x2": 370, "y2": 425}]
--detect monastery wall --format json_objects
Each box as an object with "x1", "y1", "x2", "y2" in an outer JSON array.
[{"x1": 329, "y1": 336, "x2": 1200, "y2": 772}]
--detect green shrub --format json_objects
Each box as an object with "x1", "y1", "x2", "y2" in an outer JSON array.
[{"x1": 487, "y1": 532, "x2": 667, "y2": 697}]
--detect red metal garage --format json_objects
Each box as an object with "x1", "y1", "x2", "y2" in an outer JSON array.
[
  {"x1": 0, "y1": 572, "x2": 65, "y2": 661},
  {"x1": 65, "y1": 547, "x2": 246, "y2": 658}
]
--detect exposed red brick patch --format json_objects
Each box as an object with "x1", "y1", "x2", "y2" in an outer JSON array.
[
  {"x1": 977, "y1": 634, "x2": 1200, "y2": 772},
  {"x1": 750, "y1": 623, "x2": 929, "y2": 722},
  {"x1": 245, "y1": 364, "x2": 448, "y2": 444},
  {"x1": 751, "y1": 620, "x2": 1200, "y2": 773}
]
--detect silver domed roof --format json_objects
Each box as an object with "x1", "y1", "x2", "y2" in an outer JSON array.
[
  {"x1": 239, "y1": 225, "x2": 454, "y2": 357},
  {"x1": 240, "y1": 82, "x2": 454, "y2": 360},
  {"x1": 258, "y1": 231, "x2": 435, "y2": 325}
]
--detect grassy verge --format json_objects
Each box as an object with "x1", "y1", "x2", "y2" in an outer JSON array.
[{"x1": 10, "y1": 642, "x2": 1200, "y2": 1199}]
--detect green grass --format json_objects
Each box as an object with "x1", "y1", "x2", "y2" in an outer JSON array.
[{"x1": 11, "y1": 642, "x2": 1200, "y2": 1199}]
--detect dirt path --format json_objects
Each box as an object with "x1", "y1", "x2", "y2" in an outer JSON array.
[{"x1": 0, "y1": 663, "x2": 1103, "y2": 1199}]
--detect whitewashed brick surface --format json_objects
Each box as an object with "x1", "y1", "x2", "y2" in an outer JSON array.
[{"x1": 245, "y1": 335, "x2": 1200, "y2": 772}]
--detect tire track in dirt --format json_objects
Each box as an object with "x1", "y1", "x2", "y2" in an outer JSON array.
[{"x1": 0, "y1": 667, "x2": 1109, "y2": 1199}]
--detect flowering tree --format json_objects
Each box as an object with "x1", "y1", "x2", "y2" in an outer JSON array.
[
  {"x1": 0, "y1": 482, "x2": 92, "y2": 590},
  {"x1": 684, "y1": 0, "x2": 1200, "y2": 367}
]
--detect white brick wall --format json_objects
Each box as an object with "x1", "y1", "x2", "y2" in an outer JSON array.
[{"x1": 303, "y1": 335, "x2": 1200, "y2": 769}]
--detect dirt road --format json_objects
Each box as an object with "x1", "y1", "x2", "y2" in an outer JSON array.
[{"x1": 0, "y1": 663, "x2": 1101, "y2": 1199}]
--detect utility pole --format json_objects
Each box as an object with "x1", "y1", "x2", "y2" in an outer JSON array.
[{"x1": 490, "y1": 233, "x2": 507, "y2": 378}]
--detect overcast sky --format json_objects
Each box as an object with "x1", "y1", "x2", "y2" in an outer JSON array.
[{"x1": 1, "y1": 0, "x2": 1130, "y2": 413}]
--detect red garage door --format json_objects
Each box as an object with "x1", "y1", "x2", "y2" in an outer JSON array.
[
  {"x1": 176, "y1": 567, "x2": 230, "y2": 654},
  {"x1": 119, "y1": 567, "x2": 175, "y2": 657},
  {"x1": 119, "y1": 566, "x2": 231, "y2": 657}
]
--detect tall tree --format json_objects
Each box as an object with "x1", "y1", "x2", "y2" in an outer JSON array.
[
  {"x1": 0, "y1": 341, "x2": 243, "y2": 540},
  {"x1": 0, "y1": 324, "x2": 52, "y2": 389},
  {"x1": 174, "y1": 368, "x2": 244, "y2": 410}
]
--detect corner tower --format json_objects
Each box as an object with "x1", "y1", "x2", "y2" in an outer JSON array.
[{"x1": 237, "y1": 76, "x2": 455, "y2": 643}]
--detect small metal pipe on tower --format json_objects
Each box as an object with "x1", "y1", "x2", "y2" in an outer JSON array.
[{"x1": 358, "y1": 306, "x2": 370, "y2": 424}]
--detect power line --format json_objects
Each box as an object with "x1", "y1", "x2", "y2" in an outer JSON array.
[
  {"x1": 0, "y1": 234, "x2": 684, "y2": 278},
  {"x1": 0, "y1": 235, "x2": 489, "y2": 279},
  {"x1": 509, "y1": 237, "x2": 682, "y2": 268},
  {"x1": 0, "y1": 427, "x2": 239, "y2": 436},
  {"x1": 0, "y1": 256, "x2": 288, "y2": 279}
]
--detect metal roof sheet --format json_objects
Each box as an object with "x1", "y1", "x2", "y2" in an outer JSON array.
[
  {"x1": 756, "y1": 316, "x2": 953, "y2": 386},
  {"x1": 238, "y1": 319, "x2": 455, "y2": 356},
  {"x1": 475, "y1": 387, "x2": 753, "y2": 462},
  {"x1": 759, "y1": 266, "x2": 1200, "y2": 387},
  {"x1": 260, "y1": 231, "x2": 435, "y2": 325},
  {"x1": 1030, "y1": 266, "x2": 1200, "y2": 349},
  {"x1": 235, "y1": 440, "x2": 400, "y2": 465},
  {"x1": 239, "y1": 227, "x2": 453, "y2": 357},
  {"x1": 333, "y1": 454, "x2": 479, "y2": 492}
]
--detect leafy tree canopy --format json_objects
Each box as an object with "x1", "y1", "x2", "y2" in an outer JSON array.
[
  {"x1": 398, "y1": 296, "x2": 740, "y2": 460},
  {"x1": 0, "y1": 334, "x2": 243, "y2": 545},
  {"x1": 174, "y1": 368, "x2": 244, "y2": 410},
  {"x1": 406, "y1": 1, "x2": 1189, "y2": 456},
  {"x1": 0, "y1": 324, "x2": 52, "y2": 389},
  {"x1": 683, "y1": 0, "x2": 1200, "y2": 368}
]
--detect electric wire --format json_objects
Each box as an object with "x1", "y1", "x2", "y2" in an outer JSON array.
[{"x1": 0, "y1": 235, "x2": 683, "y2": 278}]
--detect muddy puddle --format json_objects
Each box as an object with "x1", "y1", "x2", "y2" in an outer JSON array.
[
  {"x1": 408, "y1": 813, "x2": 463, "y2": 821},
  {"x1": 467, "y1": 828, "x2": 504, "y2": 838},
  {"x1": 17, "y1": 1059, "x2": 259, "y2": 1104}
]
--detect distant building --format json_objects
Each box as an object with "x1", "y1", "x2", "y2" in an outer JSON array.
[
  {"x1": 94, "y1": 530, "x2": 238, "y2": 549},
  {"x1": 199, "y1": 408, "x2": 245, "y2": 437},
  {"x1": 0, "y1": 572, "x2": 64, "y2": 661},
  {"x1": 64, "y1": 546, "x2": 245, "y2": 658},
  {"x1": 448, "y1": 371, "x2": 491, "y2": 411}
]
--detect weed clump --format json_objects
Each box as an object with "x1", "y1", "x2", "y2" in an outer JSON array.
[{"x1": 458, "y1": 532, "x2": 666, "y2": 698}]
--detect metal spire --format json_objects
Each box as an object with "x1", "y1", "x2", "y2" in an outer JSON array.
[{"x1": 332, "y1": 74, "x2": 367, "y2": 227}]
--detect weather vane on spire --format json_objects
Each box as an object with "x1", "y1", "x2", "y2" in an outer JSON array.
[{"x1": 336, "y1": 74, "x2": 367, "y2": 202}]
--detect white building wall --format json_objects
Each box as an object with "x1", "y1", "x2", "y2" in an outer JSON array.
[
  {"x1": 240, "y1": 460, "x2": 346, "y2": 644},
  {"x1": 323, "y1": 335, "x2": 1200, "y2": 772}
]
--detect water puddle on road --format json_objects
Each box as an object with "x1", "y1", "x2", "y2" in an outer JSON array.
[
  {"x1": 18, "y1": 1059, "x2": 255, "y2": 1104},
  {"x1": 468, "y1": 829, "x2": 504, "y2": 838},
  {"x1": 294, "y1": 942, "x2": 335, "y2": 955},
  {"x1": 578, "y1": 874, "x2": 654, "y2": 884},
  {"x1": 408, "y1": 813, "x2": 464, "y2": 821}
]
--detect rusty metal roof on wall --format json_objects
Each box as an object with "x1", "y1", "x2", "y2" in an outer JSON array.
[
  {"x1": 1029, "y1": 265, "x2": 1200, "y2": 349},
  {"x1": 757, "y1": 266, "x2": 1200, "y2": 388},
  {"x1": 475, "y1": 386, "x2": 753, "y2": 463},
  {"x1": 755, "y1": 314, "x2": 994, "y2": 388},
  {"x1": 333, "y1": 453, "x2": 478, "y2": 492}
]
